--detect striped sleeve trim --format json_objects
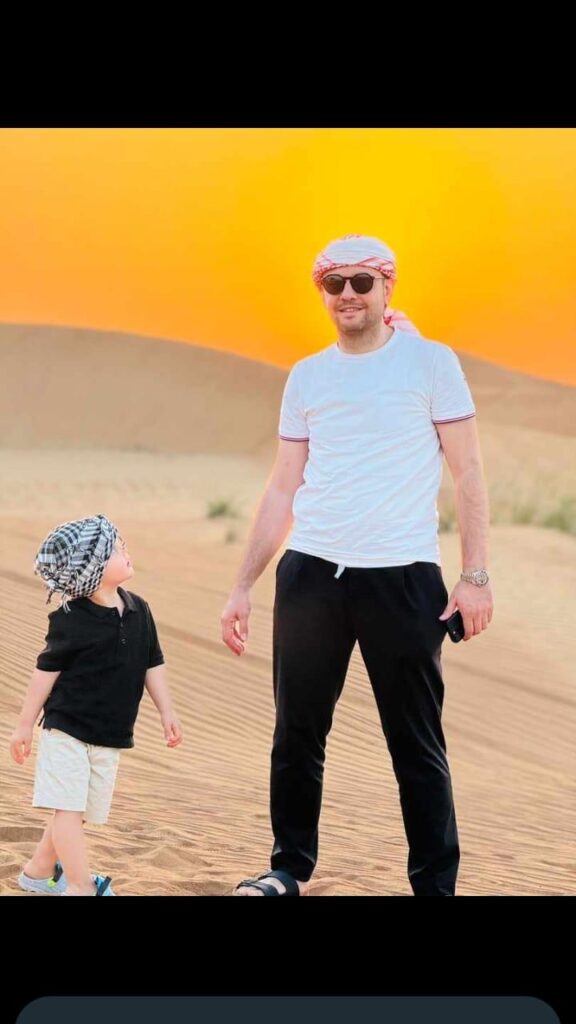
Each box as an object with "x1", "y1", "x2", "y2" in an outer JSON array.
[
  {"x1": 432, "y1": 412, "x2": 476, "y2": 424},
  {"x1": 279, "y1": 434, "x2": 310, "y2": 441}
]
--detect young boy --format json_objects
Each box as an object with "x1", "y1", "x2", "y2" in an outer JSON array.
[{"x1": 9, "y1": 513, "x2": 182, "y2": 896}]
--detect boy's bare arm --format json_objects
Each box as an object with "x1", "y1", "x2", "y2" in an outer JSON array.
[
  {"x1": 145, "y1": 664, "x2": 182, "y2": 747},
  {"x1": 10, "y1": 668, "x2": 60, "y2": 763}
]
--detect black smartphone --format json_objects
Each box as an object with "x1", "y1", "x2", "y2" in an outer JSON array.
[{"x1": 445, "y1": 609, "x2": 465, "y2": 643}]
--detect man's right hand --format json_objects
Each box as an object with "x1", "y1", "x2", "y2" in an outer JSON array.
[{"x1": 221, "y1": 586, "x2": 251, "y2": 656}]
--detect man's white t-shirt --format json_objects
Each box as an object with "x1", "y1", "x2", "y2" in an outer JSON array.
[{"x1": 278, "y1": 328, "x2": 476, "y2": 568}]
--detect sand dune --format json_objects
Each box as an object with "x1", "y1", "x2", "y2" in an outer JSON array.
[
  {"x1": 0, "y1": 325, "x2": 285, "y2": 458},
  {"x1": 1, "y1": 325, "x2": 575, "y2": 461},
  {"x1": 0, "y1": 325, "x2": 574, "y2": 895}
]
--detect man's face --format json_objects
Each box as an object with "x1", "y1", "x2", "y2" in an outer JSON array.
[{"x1": 320, "y1": 266, "x2": 393, "y2": 334}]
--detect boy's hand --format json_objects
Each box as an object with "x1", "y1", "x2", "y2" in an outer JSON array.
[
  {"x1": 162, "y1": 715, "x2": 183, "y2": 748},
  {"x1": 10, "y1": 725, "x2": 33, "y2": 764}
]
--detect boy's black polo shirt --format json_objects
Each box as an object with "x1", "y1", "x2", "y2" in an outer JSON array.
[{"x1": 36, "y1": 587, "x2": 165, "y2": 748}]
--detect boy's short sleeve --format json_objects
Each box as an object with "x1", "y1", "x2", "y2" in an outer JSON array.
[
  {"x1": 146, "y1": 603, "x2": 165, "y2": 669},
  {"x1": 36, "y1": 611, "x2": 75, "y2": 672}
]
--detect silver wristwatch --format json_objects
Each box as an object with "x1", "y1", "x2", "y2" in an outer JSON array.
[{"x1": 460, "y1": 568, "x2": 489, "y2": 586}]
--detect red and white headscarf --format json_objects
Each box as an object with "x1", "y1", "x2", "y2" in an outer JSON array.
[{"x1": 312, "y1": 234, "x2": 420, "y2": 335}]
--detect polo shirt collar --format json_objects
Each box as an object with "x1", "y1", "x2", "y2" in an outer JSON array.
[{"x1": 73, "y1": 587, "x2": 137, "y2": 617}]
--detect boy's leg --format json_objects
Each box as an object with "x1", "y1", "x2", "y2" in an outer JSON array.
[
  {"x1": 32, "y1": 728, "x2": 95, "y2": 895},
  {"x1": 53, "y1": 743, "x2": 120, "y2": 895},
  {"x1": 52, "y1": 810, "x2": 95, "y2": 895},
  {"x1": 22, "y1": 814, "x2": 59, "y2": 879}
]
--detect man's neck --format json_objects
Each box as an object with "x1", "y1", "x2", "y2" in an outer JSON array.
[{"x1": 337, "y1": 323, "x2": 395, "y2": 355}]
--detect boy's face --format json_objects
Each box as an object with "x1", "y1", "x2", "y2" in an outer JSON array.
[{"x1": 101, "y1": 534, "x2": 134, "y2": 587}]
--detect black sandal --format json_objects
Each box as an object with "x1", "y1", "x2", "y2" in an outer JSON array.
[{"x1": 234, "y1": 869, "x2": 301, "y2": 896}]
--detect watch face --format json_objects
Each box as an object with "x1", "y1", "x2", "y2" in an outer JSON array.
[{"x1": 475, "y1": 570, "x2": 489, "y2": 585}]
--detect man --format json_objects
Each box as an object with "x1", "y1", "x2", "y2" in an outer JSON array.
[{"x1": 222, "y1": 234, "x2": 493, "y2": 896}]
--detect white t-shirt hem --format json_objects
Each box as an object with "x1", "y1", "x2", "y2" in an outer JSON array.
[{"x1": 285, "y1": 543, "x2": 442, "y2": 569}]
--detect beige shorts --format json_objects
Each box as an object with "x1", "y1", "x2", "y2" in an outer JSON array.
[{"x1": 33, "y1": 728, "x2": 121, "y2": 825}]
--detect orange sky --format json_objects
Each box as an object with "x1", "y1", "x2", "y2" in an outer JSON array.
[{"x1": 1, "y1": 128, "x2": 575, "y2": 384}]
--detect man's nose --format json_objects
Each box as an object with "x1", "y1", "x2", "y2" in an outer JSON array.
[{"x1": 341, "y1": 280, "x2": 357, "y2": 299}]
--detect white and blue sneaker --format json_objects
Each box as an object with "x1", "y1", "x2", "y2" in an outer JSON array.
[
  {"x1": 93, "y1": 874, "x2": 115, "y2": 896},
  {"x1": 59, "y1": 874, "x2": 116, "y2": 895},
  {"x1": 18, "y1": 861, "x2": 67, "y2": 895}
]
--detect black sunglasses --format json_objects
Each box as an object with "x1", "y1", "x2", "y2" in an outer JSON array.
[{"x1": 321, "y1": 273, "x2": 383, "y2": 296}]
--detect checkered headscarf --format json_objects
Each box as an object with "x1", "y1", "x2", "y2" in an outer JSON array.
[
  {"x1": 312, "y1": 234, "x2": 421, "y2": 334},
  {"x1": 34, "y1": 514, "x2": 118, "y2": 613}
]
